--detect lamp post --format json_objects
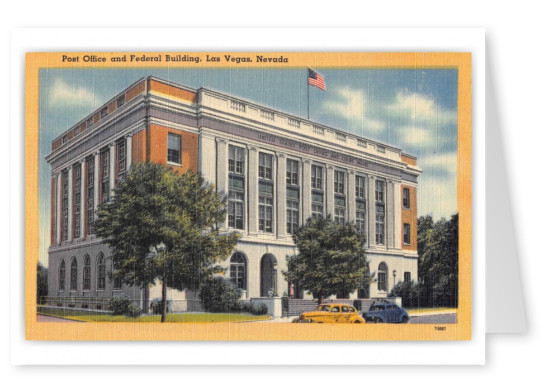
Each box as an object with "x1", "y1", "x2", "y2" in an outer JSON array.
[{"x1": 393, "y1": 269, "x2": 397, "y2": 288}]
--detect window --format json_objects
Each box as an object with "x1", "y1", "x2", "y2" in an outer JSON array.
[
  {"x1": 117, "y1": 95, "x2": 125, "y2": 108},
  {"x1": 334, "y1": 170, "x2": 345, "y2": 194},
  {"x1": 86, "y1": 157, "x2": 95, "y2": 235},
  {"x1": 375, "y1": 180, "x2": 385, "y2": 245},
  {"x1": 258, "y1": 193, "x2": 273, "y2": 232},
  {"x1": 83, "y1": 255, "x2": 91, "y2": 291},
  {"x1": 228, "y1": 146, "x2": 245, "y2": 230},
  {"x1": 97, "y1": 253, "x2": 105, "y2": 290},
  {"x1": 58, "y1": 260, "x2": 66, "y2": 291},
  {"x1": 378, "y1": 263, "x2": 388, "y2": 292},
  {"x1": 101, "y1": 149, "x2": 110, "y2": 204},
  {"x1": 404, "y1": 272, "x2": 411, "y2": 284},
  {"x1": 311, "y1": 165, "x2": 324, "y2": 219},
  {"x1": 355, "y1": 176, "x2": 365, "y2": 199},
  {"x1": 117, "y1": 139, "x2": 126, "y2": 175},
  {"x1": 230, "y1": 252, "x2": 247, "y2": 290},
  {"x1": 403, "y1": 187, "x2": 410, "y2": 209},
  {"x1": 228, "y1": 145, "x2": 245, "y2": 174},
  {"x1": 403, "y1": 223, "x2": 411, "y2": 245},
  {"x1": 113, "y1": 260, "x2": 122, "y2": 290},
  {"x1": 287, "y1": 188, "x2": 300, "y2": 234},
  {"x1": 375, "y1": 180, "x2": 385, "y2": 202},
  {"x1": 376, "y1": 204, "x2": 385, "y2": 245},
  {"x1": 73, "y1": 164, "x2": 81, "y2": 238},
  {"x1": 334, "y1": 195, "x2": 346, "y2": 225},
  {"x1": 312, "y1": 192, "x2": 324, "y2": 219},
  {"x1": 356, "y1": 200, "x2": 366, "y2": 234},
  {"x1": 228, "y1": 190, "x2": 244, "y2": 229},
  {"x1": 258, "y1": 153, "x2": 273, "y2": 180},
  {"x1": 70, "y1": 258, "x2": 77, "y2": 291},
  {"x1": 286, "y1": 160, "x2": 299, "y2": 185},
  {"x1": 167, "y1": 133, "x2": 181, "y2": 164},
  {"x1": 62, "y1": 170, "x2": 69, "y2": 241},
  {"x1": 100, "y1": 106, "x2": 108, "y2": 118},
  {"x1": 311, "y1": 165, "x2": 323, "y2": 190},
  {"x1": 286, "y1": 160, "x2": 300, "y2": 234}
]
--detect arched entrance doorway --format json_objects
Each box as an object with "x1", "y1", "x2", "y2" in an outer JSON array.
[{"x1": 260, "y1": 254, "x2": 277, "y2": 297}]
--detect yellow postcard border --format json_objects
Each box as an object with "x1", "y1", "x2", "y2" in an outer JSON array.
[{"x1": 25, "y1": 52, "x2": 471, "y2": 341}]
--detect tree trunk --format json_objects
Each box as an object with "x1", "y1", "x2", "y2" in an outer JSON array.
[
  {"x1": 317, "y1": 291, "x2": 323, "y2": 305},
  {"x1": 161, "y1": 278, "x2": 167, "y2": 323}
]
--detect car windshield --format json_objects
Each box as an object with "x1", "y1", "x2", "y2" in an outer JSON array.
[{"x1": 316, "y1": 305, "x2": 331, "y2": 312}]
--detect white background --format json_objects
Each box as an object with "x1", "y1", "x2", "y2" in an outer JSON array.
[{"x1": 2, "y1": 0, "x2": 548, "y2": 388}]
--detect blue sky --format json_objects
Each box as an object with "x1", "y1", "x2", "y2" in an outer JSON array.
[{"x1": 38, "y1": 67, "x2": 458, "y2": 266}]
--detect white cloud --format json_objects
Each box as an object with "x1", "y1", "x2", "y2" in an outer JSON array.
[
  {"x1": 48, "y1": 78, "x2": 99, "y2": 108},
  {"x1": 387, "y1": 91, "x2": 456, "y2": 125},
  {"x1": 396, "y1": 126, "x2": 433, "y2": 148},
  {"x1": 322, "y1": 86, "x2": 386, "y2": 133}
]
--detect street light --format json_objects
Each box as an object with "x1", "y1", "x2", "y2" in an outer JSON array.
[{"x1": 393, "y1": 269, "x2": 397, "y2": 288}]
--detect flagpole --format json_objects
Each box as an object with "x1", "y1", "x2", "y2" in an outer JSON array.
[{"x1": 307, "y1": 68, "x2": 310, "y2": 119}]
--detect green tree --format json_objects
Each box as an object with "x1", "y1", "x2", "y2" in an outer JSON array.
[
  {"x1": 94, "y1": 162, "x2": 240, "y2": 322},
  {"x1": 36, "y1": 262, "x2": 48, "y2": 304},
  {"x1": 417, "y1": 213, "x2": 458, "y2": 307},
  {"x1": 283, "y1": 217, "x2": 371, "y2": 304}
]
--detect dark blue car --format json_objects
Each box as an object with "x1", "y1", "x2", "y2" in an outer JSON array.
[{"x1": 362, "y1": 303, "x2": 409, "y2": 323}]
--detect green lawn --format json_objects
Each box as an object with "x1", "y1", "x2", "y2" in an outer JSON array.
[{"x1": 38, "y1": 307, "x2": 271, "y2": 323}]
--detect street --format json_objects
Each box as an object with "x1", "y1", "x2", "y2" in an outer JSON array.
[{"x1": 409, "y1": 314, "x2": 456, "y2": 324}]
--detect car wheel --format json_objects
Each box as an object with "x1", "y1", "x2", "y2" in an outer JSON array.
[
  {"x1": 374, "y1": 318, "x2": 382, "y2": 323},
  {"x1": 401, "y1": 316, "x2": 408, "y2": 323},
  {"x1": 354, "y1": 320, "x2": 361, "y2": 324}
]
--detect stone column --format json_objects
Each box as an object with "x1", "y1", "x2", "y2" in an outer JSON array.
[
  {"x1": 109, "y1": 142, "x2": 116, "y2": 199},
  {"x1": 302, "y1": 159, "x2": 311, "y2": 225},
  {"x1": 326, "y1": 165, "x2": 334, "y2": 219},
  {"x1": 276, "y1": 152, "x2": 286, "y2": 237},
  {"x1": 347, "y1": 170, "x2": 356, "y2": 223},
  {"x1": 247, "y1": 145, "x2": 258, "y2": 235},
  {"x1": 126, "y1": 132, "x2": 133, "y2": 170},
  {"x1": 215, "y1": 138, "x2": 227, "y2": 229},
  {"x1": 80, "y1": 159, "x2": 86, "y2": 239},
  {"x1": 198, "y1": 132, "x2": 216, "y2": 184},
  {"x1": 67, "y1": 165, "x2": 73, "y2": 241},
  {"x1": 93, "y1": 151, "x2": 100, "y2": 218},
  {"x1": 56, "y1": 172, "x2": 62, "y2": 245},
  {"x1": 368, "y1": 175, "x2": 375, "y2": 247},
  {"x1": 386, "y1": 180, "x2": 395, "y2": 249}
]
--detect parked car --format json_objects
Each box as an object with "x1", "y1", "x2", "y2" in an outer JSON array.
[
  {"x1": 293, "y1": 303, "x2": 366, "y2": 323},
  {"x1": 362, "y1": 302, "x2": 409, "y2": 323}
]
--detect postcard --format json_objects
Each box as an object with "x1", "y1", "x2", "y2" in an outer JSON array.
[{"x1": 24, "y1": 51, "x2": 472, "y2": 342}]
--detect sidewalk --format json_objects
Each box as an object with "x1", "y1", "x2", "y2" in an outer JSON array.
[{"x1": 407, "y1": 308, "x2": 457, "y2": 317}]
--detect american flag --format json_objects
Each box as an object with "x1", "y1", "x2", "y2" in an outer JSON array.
[{"x1": 308, "y1": 68, "x2": 326, "y2": 91}]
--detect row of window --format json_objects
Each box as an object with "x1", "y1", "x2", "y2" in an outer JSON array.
[
  {"x1": 57, "y1": 253, "x2": 121, "y2": 292},
  {"x1": 56, "y1": 139, "x2": 128, "y2": 242},
  {"x1": 229, "y1": 251, "x2": 411, "y2": 295},
  {"x1": 225, "y1": 144, "x2": 413, "y2": 246}
]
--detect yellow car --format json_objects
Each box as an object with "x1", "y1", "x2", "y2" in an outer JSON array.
[{"x1": 293, "y1": 303, "x2": 366, "y2": 324}]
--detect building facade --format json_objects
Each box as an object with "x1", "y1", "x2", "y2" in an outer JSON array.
[{"x1": 45, "y1": 76, "x2": 421, "y2": 311}]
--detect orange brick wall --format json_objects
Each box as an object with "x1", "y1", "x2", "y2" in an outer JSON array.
[
  {"x1": 132, "y1": 129, "x2": 147, "y2": 164},
  {"x1": 149, "y1": 79, "x2": 197, "y2": 103},
  {"x1": 148, "y1": 123, "x2": 198, "y2": 174},
  {"x1": 126, "y1": 80, "x2": 146, "y2": 101},
  {"x1": 401, "y1": 185, "x2": 417, "y2": 251}
]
